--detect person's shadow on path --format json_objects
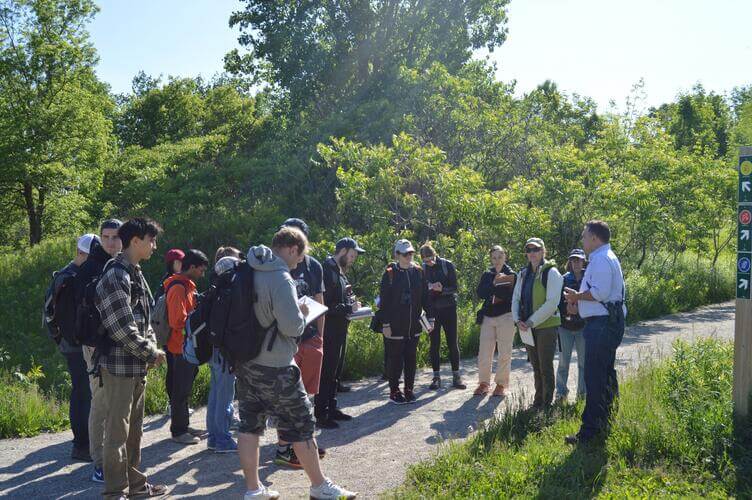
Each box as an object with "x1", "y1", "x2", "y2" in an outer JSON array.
[
  {"x1": 427, "y1": 394, "x2": 504, "y2": 444},
  {"x1": 535, "y1": 441, "x2": 608, "y2": 499}
]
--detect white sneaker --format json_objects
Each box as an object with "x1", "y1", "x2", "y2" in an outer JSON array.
[
  {"x1": 310, "y1": 478, "x2": 357, "y2": 499},
  {"x1": 244, "y1": 485, "x2": 280, "y2": 499}
]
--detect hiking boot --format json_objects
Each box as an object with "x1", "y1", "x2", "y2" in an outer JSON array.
[
  {"x1": 172, "y1": 433, "x2": 200, "y2": 445},
  {"x1": 404, "y1": 388, "x2": 417, "y2": 403},
  {"x1": 244, "y1": 485, "x2": 280, "y2": 499},
  {"x1": 91, "y1": 466, "x2": 104, "y2": 483},
  {"x1": 389, "y1": 390, "x2": 408, "y2": 405},
  {"x1": 473, "y1": 383, "x2": 490, "y2": 396},
  {"x1": 491, "y1": 385, "x2": 506, "y2": 397},
  {"x1": 71, "y1": 446, "x2": 92, "y2": 462},
  {"x1": 452, "y1": 374, "x2": 467, "y2": 390},
  {"x1": 274, "y1": 445, "x2": 303, "y2": 469},
  {"x1": 330, "y1": 409, "x2": 353, "y2": 421},
  {"x1": 310, "y1": 478, "x2": 357, "y2": 499},
  {"x1": 316, "y1": 417, "x2": 340, "y2": 430},
  {"x1": 429, "y1": 377, "x2": 441, "y2": 390}
]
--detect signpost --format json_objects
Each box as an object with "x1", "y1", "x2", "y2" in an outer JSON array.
[{"x1": 734, "y1": 146, "x2": 752, "y2": 419}]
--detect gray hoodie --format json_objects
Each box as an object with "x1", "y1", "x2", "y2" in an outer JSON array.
[{"x1": 247, "y1": 245, "x2": 306, "y2": 368}]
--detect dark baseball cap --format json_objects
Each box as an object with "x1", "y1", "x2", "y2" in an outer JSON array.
[
  {"x1": 568, "y1": 248, "x2": 586, "y2": 260},
  {"x1": 335, "y1": 237, "x2": 365, "y2": 254},
  {"x1": 280, "y1": 217, "x2": 309, "y2": 237}
]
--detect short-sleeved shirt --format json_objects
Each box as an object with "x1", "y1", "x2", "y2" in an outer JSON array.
[{"x1": 290, "y1": 255, "x2": 325, "y2": 337}]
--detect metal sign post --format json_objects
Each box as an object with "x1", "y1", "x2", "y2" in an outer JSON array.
[{"x1": 734, "y1": 146, "x2": 752, "y2": 419}]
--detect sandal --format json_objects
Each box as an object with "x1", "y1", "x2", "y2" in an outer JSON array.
[{"x1": 129, "y1": 483, "x2": 168, "y2": 498}]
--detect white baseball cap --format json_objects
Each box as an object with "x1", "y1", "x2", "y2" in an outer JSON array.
[
  {"x1": 77, "y1": 233, "x2": 99, "y2": 254},
  {"x1": 394, "y1": 239, "x2": 416, "y2": 254}
]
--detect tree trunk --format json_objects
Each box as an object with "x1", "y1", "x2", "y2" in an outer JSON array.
[{"x1": 22, "y1": 182, "x2": 44, "y2": 246}]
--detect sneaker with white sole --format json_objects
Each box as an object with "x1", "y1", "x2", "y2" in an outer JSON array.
[
  {"x1": 309, "y1": 478, "x2": 357, "y2": 499},
  {"x1": 244, "y1": 485, "x2": 280, "y2": 499},
  {"x1": 91, "y1": 466, "x2": 104, "y2": 483},
  {"x1": 171, "y1": 433, "x2": 200, "y2": 445}
]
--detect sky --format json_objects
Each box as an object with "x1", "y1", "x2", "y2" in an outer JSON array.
[{"x1": 90, "y1": 0, "x2": 752, "y2": 112}]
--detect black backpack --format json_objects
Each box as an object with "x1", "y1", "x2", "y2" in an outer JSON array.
[
  {"x1": 43, "y1": 266, "x2": 79, "y2": 345},
  {"x1": 184, "y1": 286, "x2": 217, "y2": 366},
  {"x1": 75, "y1": 259, "x2": 129, "y2": 349},
  {"x1": 207, "y1": 260, "x2": 275, "y2": 370}
]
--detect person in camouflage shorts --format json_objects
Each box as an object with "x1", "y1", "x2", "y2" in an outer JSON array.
[{"x1": 235, "y1": 363, "x2": 315, "y2": 442}]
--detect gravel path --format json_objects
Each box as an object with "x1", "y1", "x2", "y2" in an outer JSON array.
[{"x1": 0, "y1": 302, "x2": 735, "y2": 499}]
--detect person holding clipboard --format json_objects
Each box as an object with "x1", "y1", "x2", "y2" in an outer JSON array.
[{"x1": 511, "y1": 238, "x2": 563, "y2": 410}]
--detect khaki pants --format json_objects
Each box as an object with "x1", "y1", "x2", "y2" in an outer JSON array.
[
  {"x1": 100, "y1": 367, "x2": 148, "y2": 499},
  {"x1": 477, "y1": 313, "x2": 516, "y2": 387},
  {"x1": 83, "y1": 346, "x2": 105, "y2": 468}
]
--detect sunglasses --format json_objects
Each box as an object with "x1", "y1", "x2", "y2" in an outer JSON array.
[
  {"x1": 525, "y1": 247, "x2": 542, "y2": 254},
  {"x1": 399, "y1": 251, "x2": 415, "y2": 256}
]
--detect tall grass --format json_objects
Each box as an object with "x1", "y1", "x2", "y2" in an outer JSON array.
[{"x1": 395, "y1": 339, "x2": 752, "y2": 498}]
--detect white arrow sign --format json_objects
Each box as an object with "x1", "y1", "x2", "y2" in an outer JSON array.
[
  {"x1": 740, "y1": 279, "x2": 749, "y2": 290},
  {"x1": 742, "y1": 230, "x2": 750, "y2": 241},
  {"x1": 743, "y1": 181, "x2": 751, "y2": 192}
]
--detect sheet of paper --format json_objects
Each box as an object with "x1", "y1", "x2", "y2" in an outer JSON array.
[
  {"x1": 519, "y1": 327, "x2": 535, "y2": 346},
  {"x1": 298, "y1": 295, "x2": 328, "y2": 326},
  {"x1": 346, "y1": 306, "x2": 374, "y2": 321}
]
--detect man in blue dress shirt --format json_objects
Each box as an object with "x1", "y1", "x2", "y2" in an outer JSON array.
[{"x1": 563, "y1": 220, "x2": 626, "y2": 445}]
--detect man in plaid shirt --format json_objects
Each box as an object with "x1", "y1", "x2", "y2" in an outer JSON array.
[{"x1": 95, "y1": 218, "x2": 168, "y2": 499}]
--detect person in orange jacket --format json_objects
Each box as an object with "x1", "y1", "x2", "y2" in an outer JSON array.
[{"x1": 164, "y1": 249, "x2": 208, "y2": 444}]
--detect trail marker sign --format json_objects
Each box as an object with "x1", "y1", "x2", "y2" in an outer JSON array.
[{"x1": 734, "y1": 147, "x2": 752, "y2": 420}]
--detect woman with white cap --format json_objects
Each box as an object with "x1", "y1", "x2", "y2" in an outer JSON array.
[
  {"x1": 511, "y1": 238, "x2": 563, "y2": 409},
  {"x1": 378, "y1": 239, "x2": 430, "y2": 404}
]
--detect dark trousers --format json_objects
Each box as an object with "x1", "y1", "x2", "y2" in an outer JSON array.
[
  {"x1": 64, "y1": 351, "x2": 91, "y2": 449},
  {"x1": 579, "y1": 314, "x2": 625, "y2": 439},
  {"x1": 429, "y1": 306, "x2": 460, "y2": 372},
  {"x1": 524, "y1": 327, "x2": 558, "y2": 407},
  {"x1": 335, "y1": 331, "x2": 348, "y2": 385},
  {"x1": 315, "y1": 326, "x2": 348, "y2": 419},
  {"x1": 386, "y1": 336, "x2": 419, "y2": 392},
  {"x1": 166, "y1": 352, "x2": 198, "y2": 436}
]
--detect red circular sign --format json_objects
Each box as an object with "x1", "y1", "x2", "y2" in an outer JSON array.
[{"x1": 741, "y1": 210, "x2": 752, "y2": 225}]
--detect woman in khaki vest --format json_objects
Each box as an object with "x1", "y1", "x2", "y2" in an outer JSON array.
[{"x1": 511, "y1": 238, "x2": 563, "y2": 409}]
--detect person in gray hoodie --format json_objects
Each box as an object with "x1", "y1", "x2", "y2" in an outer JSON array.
[{"x1": 235, "y1": 226, "x2": 356, "y2": 500}]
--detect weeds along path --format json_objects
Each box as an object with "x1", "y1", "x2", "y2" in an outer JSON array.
[{"x1": 0, "y1": 302, "x2": 734, "y2": 499}]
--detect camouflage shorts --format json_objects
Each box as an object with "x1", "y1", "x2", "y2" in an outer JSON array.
[{"x1": 234, "y1": 362, "x2": 315, "y2": 442}]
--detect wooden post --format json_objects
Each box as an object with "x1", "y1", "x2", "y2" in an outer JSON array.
[{"x1": 734, "y1": 146, "x2": 752, "y2": 420}]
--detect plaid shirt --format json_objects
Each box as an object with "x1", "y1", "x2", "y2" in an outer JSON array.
[{"x1": 95, "y1": 253, "x2": 160, "y2": 377}]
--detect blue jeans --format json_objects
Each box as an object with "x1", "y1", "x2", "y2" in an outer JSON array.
[
  {"x1": 206, "y1": 349, "x2": 236, "y2": 447},
  {"x1": 555, "y1": 327, "x2": 586, "y2": 398},
  {"x1": 579, "y1": 313, "x2": 625, "y2": 440}
]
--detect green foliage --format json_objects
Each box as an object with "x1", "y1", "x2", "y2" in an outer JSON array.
[
  {"x1": 395, "y1": 339, "x2": 752, "y2": 498},
  {"x1": 143, "y1": 363, "x2": 211, "y2": 417},
  {"x1": 0, "y1": 0, "x2": 115, "y2": 246}
]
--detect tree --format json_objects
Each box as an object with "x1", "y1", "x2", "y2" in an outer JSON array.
[
  {"x1": 227, "y1": 0, "x2": 510, "y2": 116},
  {"x1": 0, "y1": 0, "x2": 114, "y2": 246}
]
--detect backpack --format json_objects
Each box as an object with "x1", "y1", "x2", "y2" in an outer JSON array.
[
  {"x1": 75, "y1": 260, "x2": 130, "y2": 349},
  {"x1": 183, "y1": 287, "x2": 217, "y2": 366},
  {"x1": 43, "y1": 267, "x2": 79, "y2": 345},
  {"x1": 207, "y1": 260, "x2": 274, "y2": 370},
  {"x1": 151, "y1": 280, "x2": 187, "y2": 347}
]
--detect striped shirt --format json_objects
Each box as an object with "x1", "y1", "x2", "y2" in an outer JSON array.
[{"x1": 95, "y1": 253, "x2": 160, "y2": 377}]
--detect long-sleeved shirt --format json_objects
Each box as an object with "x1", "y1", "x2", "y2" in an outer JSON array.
[
  {"x1": 95, "y1": 253, "x2": 160, "y2": 377},
  {"x1": 511, "y1": 263, "x2": 563, "y2": 328},
  {"x1": 423, "y1": 257, "x2": 458, "y2": 310},
  {"x1": 164, "y1": 273, "x2": 197, "y2": 354},
  {"x1": 577, "y1": 244, "x2": 627, "y2": 318},
  {"x1": 476, "y1": 264, "x2": 516, "y2": 317}
]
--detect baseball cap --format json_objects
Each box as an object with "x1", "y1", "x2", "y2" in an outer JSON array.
[
  {"x1": 280, "y1": 218, "x2": 309, "y2": 237},
  {"x1": 524, "y1": 237, "x2": 545, "y2": 249},
  {"x1": 568, "y1": 248, "x2": 586, "y2": 260},
  {"x1": 214, "y1": 255, "x2": 240, "y2": 275},
  {"x1": 394, "y1": 239, "x2": 416, "y2": 254},
  {"x1": 77, "y1": 233, "x2": 99, "y2": 254},
  {"x1": 165, "y1": 248, "x2": 185, "y2": 264},
  {"x1": 335, "y1": 237, "x2": 365, "y2": 254}
]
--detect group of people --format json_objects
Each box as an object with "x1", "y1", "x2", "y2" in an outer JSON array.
[{"x1": 46, "y1": 215, "x2": 625, "y2": 499}]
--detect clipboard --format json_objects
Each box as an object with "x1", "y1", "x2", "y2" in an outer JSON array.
[
  {"x1": 298, "y1": 296, "x2": 328, "y2": 326},
  {"x1": 519, "y1": 328, "x2": 535, "y2": 347}
]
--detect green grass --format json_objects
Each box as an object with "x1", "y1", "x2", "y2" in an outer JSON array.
[
  {"x1": 394, "y1": 338, "x2": 752, "y2": 499},
  {"x1": 0, "y1": 366, "x2": 69, "y2": 438}
]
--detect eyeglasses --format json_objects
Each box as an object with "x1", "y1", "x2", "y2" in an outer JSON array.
[{"x1": 525, "y1": 247, "x2": 542, "y2": 254}]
